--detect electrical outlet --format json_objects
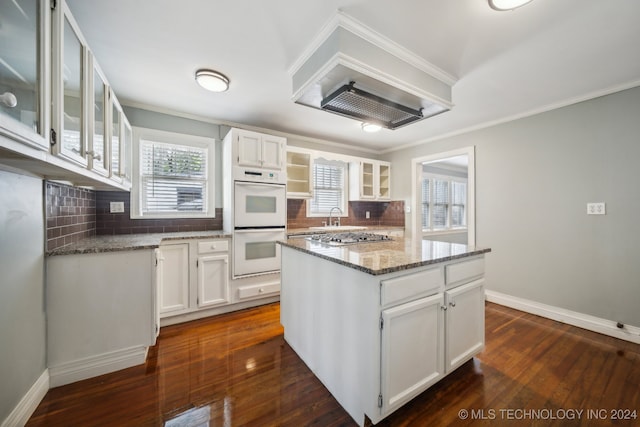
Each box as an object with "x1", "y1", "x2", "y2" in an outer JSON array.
[
  {"x1": 110, "y1": 201, "x2": 125, "y2": 213},
  {"x1": 587, "y1": 202, "x2": 606, "y2": 215},
  {"x1": 365, "y1": 211, "x2": 370, "y2": 219}
]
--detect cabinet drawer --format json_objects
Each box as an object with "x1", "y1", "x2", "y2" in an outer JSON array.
[
  {"x1": 237, "y1": 282, "x2": 280, "y2": 300},
  {"x1": 445, "y1": 257, "x2": 484, "y2": 286},
  {"x1": 198, "y1": 240, "x2": 229, "y2": 254},
  {"x1": 380, "y1": 267, "x2": 443, "y2": 307}
]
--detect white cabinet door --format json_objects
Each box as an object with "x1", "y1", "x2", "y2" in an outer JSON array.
[
  {"x1": 88, "y1": 57, "x2": 108, "y2": 175},
  {"x1": 158, "y1": 243, "x2": 190, "y2": 314},
  {"x1": 380, "y1": 293, "x2": 444, "y2": 415},
  {"x1": 378, "y1": 161, "x2": 391, "y2": 200},
  {"x1": 445, "y1": 278, "x2": 485, "y2": 372},
  {"x1": 261, "y1": 134, "x2": 285, "y2": 170},
  {"x1": 0, "y1": 0, "x2": 50, "y2": 150},
  {"x1": 197, "y1": 254, "x2": 229, "y2": 308},
  {"x1": 52, "y1": 1, "x2": 89, "y2": 166},
  {"x1": 349, "y1": 160, "x2": 392, "y2": 201},
  {"x1": 236, "y1": 130, "x2": 262, "y2": 167}
]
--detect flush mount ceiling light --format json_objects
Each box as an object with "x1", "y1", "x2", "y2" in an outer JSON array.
[
  {"x1": 488, "y1": 0, "x2": 533, "y2": 11},
  {"x1": 195, "y1": 69, "x2": 230, "y2": 92},
  {"x1": 361, "y1": 122, "x2": 382, "y2": 133}
]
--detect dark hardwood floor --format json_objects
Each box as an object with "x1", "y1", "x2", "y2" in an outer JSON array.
[{"x1": 27, "y1": 302, "x2": 640, "y2": 426}]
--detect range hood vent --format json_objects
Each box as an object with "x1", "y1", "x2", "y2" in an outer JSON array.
[
  {"x1": 321, "y1": 82, "x2": 424, "y2": 129},
  {"x1": 290, "y1": 12, "x2": 456, "y2": 130}
]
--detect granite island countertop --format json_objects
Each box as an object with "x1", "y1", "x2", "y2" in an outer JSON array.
[
  {"x1": 46, "y1": 230, "x2": 232, "y2": 256},
  {"x1": 278, "y1": 236, "x2": 491, "y2": 275}
]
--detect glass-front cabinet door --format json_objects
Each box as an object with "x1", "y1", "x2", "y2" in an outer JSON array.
[
  {"x1": 122, "y1": 115, "x2": 132, "y2": 183},
  {"x1": 89, "y1": 58, "x2": 108, "y2": 175},
  {"x1": 52, "y1": 1, "x2": 88, "y2": 166},
  {"x1": 110, "y1": 92, "x2": 122, "y2": 181},
  {"x1": 0, "y1": 0, "x2": 50, "y2": 149}
]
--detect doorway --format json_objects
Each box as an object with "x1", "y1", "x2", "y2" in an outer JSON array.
[{"x1": 410, "y1": 147, "x2": 475, "y2": 245}]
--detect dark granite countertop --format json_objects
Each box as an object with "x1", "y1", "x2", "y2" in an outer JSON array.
[
  {"x1": 46, "y1": 231, "x2": 232, "y2": 256},
  {"x1": 278, "y1": 236, "x2": 490, "y2": 276}
]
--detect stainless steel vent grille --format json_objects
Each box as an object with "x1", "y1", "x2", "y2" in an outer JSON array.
[{"x1": 321, "y1": 82, "x2": 424, "y2": 129}]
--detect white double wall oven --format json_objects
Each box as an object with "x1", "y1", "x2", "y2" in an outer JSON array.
[
  {"x1": 233, "y1": 180, "x2": 286, "y2": 277},
  {"x1": 223, "y1": 128, "x2": 288, "y2": 279}
]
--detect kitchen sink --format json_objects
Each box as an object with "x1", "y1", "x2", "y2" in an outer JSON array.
[{"x1": 309, "y1": 226, "x2": 367, "y2": 231}]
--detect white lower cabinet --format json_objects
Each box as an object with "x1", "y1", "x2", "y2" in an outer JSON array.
[
  {"x1": 158, "y1": 238, "x2": 240, "y2": 324},
  {"x1": 379, "y1": 277, "x2": 485, "y2": 418},
  {"x1": 380, "y1": 293, "x2": 444, "y2": 414},
  {"x1": 158, "y1": 243, "x2": 190, "y2": 314},
  {"x1": 46, "y1": 250, "x2": 157, "y2": 387},
  {"x1": 445, "y1": 278, "x2": 485, "y2": 372},
  {"x1": 197, "y1": 254, "x2": 229, "y2": 308}
]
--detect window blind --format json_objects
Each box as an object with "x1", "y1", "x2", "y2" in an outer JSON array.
[
  {"x1": 139, "y1": 139, "x2": 208, "y2": 214},
  {"x1": 421, "y1": 179, "x2": 430, "y2": 228},
  {"x1": 422, "y1": 175, "x2": 467, "y2": 231},
  {"x1": 433, "y1": 179, "x2": 449, "y2": 229},
  {"x1": 451, "y1": 181, "x2": 467, "y2": 227},
  {"x1": 309, "y1": 159, "x2": 347, "y2": 215}
]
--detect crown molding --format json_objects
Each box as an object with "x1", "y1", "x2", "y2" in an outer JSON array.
[{"x1": 382, "y1": 79, "x2": 640, "y2": 154}]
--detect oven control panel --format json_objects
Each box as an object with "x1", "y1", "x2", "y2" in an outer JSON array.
[{"x1": 233, "y1": 167, "x2": 285, "y2": 184}]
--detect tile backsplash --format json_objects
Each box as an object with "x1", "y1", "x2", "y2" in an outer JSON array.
[
  {"x1": 46, "y1": 182, "x2": 96, "y2": 250},
  {"x1": 95, "y1": 191, "x2": 222, "y2": 235},
  {"x1": 287, "y1": 199, "x2": 404, "y2": 229},
  {"x1": 45, "y1": 183, "x2": 223, "y2": 250},
  {"x1": 45, "y1": 184, "x2": 403, "y2": 250}
]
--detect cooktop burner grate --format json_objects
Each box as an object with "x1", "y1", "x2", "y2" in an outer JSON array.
[{"x1": 306, "y1": 232, "x2": 393, "y2": 246}]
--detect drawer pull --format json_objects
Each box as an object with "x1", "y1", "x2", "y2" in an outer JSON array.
[{"x1": 258, "y1": 288, "x2": 264, "y2": 293}]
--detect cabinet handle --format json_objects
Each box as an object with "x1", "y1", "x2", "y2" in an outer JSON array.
[
  {"x1": 441, "y1": 305, "x2": 447, "y2": 311},
  {"x1": 258, "y1": 288, "x2": 264, "y2": 293},
  {"x1": 449, "y1": 301, "x2": 456, "y2": 308}
]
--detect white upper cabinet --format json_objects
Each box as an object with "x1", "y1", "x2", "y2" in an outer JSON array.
[
  {"x1": 110, "y1": 92, "x2": 123, "y2": 182},
  {"x1": 88, "y1": 58, "x2": 108, "y2": 175},
  {"x1": 51, "y1": 1, "x2": 88, "y2": 166},
  {"x1": 349, "y1": 160, "x2": 392, "y2": 201},
  {"x1": 0, "y1": 0, "x2": 50, "y2": 151},
  {"x1": 234, "y1": 129, "x2": 285, "y2": 170},
  {"x1": 122, "y1": 115, "x2": 132, "y2": 183},
  {"x1": 286, "y1": 147, "x2": 313, "y2": 198}
]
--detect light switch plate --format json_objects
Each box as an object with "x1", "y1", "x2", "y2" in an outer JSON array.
[
  {"x1": 587, "y1": 202, "x2": 605, "y2": 215},
  {"x1": 110, "y1": 201, "x2": 125, "y2": 213}
]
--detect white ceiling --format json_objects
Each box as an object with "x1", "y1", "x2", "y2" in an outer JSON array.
[{"x1": 66, "y1": 0, "x2": 640, "y2": 153}]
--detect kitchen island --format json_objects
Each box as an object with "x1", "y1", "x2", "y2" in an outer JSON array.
[{"x1": 278, "y1": 236, "x2": 491, "y2": 426}]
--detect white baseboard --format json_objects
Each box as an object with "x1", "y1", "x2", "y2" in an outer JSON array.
[
  {"x1": 2, "y1": 369, "x2": 49, "y2": 427},
  {"x1": 49, "y1": 346, "x2": 148, "y2": 388},
  {"x1": 485, "y1": 290, "x2": 640, "y2": 344}
]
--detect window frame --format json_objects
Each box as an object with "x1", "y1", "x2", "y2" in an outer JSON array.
[
  {"x1": 131, "y1": 126, "x2": 215, "y2": 219},
  {"x1": 421, "y1": 172, "x2": 468, "y2": 233},
  {"x1": 306, "y1": 157, "x2": 349, "y2": 218}
]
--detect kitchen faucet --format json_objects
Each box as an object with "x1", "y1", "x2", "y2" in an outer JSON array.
[{"x1": 328, "y1": 207, "x2": 343, "y2": 227}]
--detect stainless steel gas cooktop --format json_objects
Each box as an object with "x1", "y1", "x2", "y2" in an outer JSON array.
[{"x1": 306, "y1": 232, "x2": 392, "y2": 246}]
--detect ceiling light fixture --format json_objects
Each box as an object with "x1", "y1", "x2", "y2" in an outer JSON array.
[
  {"x1": 488, "y1": 0, "x2": 533, "y2": 11},
  {"x1": 361, "y1": 122, "x2": 382, "y2": 133},
  {"x1": 195, "y1": 69, "x2": 230, "y2": 92}
]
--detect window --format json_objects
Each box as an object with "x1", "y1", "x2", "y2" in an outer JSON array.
[
  {"x1": 307, "y1": 158, "x2": 348, "y2": 217},
  {"x1": 422, "y1": 175, "x2": 467, "y2": 231},
  {"x1": 131, "y1": 127, "x2": 215, "y2": 218}
]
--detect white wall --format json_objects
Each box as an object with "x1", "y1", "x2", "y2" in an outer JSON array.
[
  {"x1": 0, "y1": 170, "x2": 46, "y2": 422},
  {"x1": 383, "y1": 86, "x2": 640, "y2": 327}
]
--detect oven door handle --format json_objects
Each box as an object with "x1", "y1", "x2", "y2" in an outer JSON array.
[{"x1": 234, "y1": 227, "x2": 285, "y2": 233}]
